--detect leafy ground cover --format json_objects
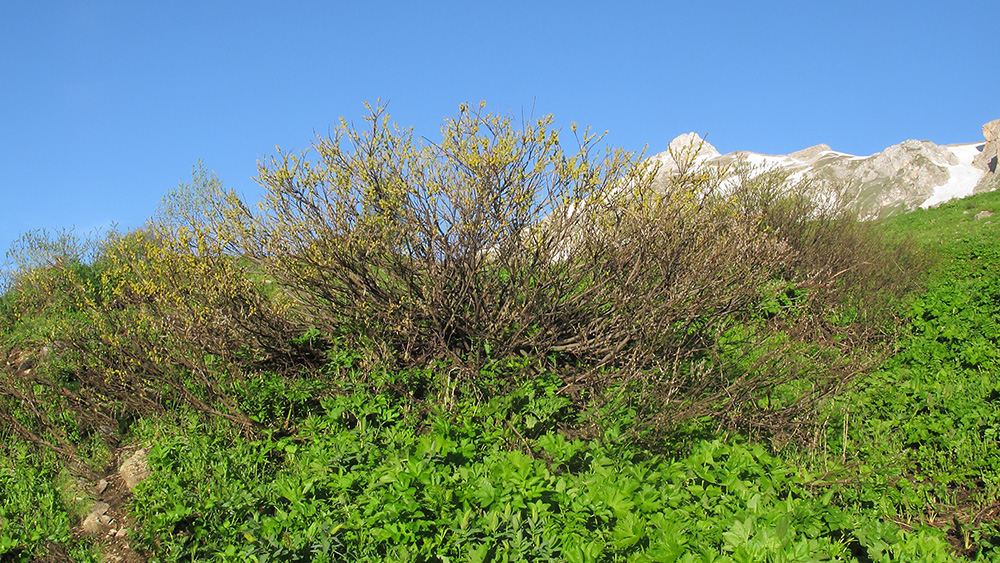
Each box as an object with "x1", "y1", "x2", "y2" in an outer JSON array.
[
  {"x1": 122, "y1": 386, "x2": 956, "y2": 562},
  {"x1": 815, "y1": 190, "x2": 1000, "y2": 558},
  {"x1": 0, "y1": 442, "x2": 99, "y2": 562}
]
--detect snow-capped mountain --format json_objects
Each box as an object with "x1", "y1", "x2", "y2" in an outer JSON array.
[{"x1": 650, "y1": 119, "x2": 1000, "y2": 219}]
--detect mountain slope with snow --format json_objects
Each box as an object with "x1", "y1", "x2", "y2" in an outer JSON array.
[{"x1": 650, "y1": 119, "x2": 999, "y2": 219}]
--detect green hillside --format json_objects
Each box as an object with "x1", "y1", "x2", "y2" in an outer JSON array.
[{"x1": 2, "y1": 107, "x2": 999, "y2": 562}]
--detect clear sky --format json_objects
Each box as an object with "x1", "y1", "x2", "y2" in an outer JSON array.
[{"x1": 1, "y1": 1, "x2": 996, "y2": 258}]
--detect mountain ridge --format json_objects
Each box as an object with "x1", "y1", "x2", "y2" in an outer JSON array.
[{"x1": 651, "y1": 119, "x2": 1000, "y2": 218}]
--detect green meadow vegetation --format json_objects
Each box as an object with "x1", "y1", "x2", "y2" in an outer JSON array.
[{"x1": 1, "y1": 103, "x2": 998, "y2": 561}]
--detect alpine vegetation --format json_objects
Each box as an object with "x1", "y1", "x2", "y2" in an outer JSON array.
[{"x1": 5, "y1": 103, "x2": 977, "y2": 562}]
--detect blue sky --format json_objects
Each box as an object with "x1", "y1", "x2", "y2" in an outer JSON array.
[{"x1": 1, "y1": 1, "x2": 996, "y2": 258}]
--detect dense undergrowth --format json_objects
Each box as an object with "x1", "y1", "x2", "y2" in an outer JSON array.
[{"x1": 1, "y1": 105, "x2": 998, "y2": 561}]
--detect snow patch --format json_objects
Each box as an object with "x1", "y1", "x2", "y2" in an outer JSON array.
[
  {"x1": 919, "y1": 143, "x2": 987, "y2": 208},
  {"x1": 787, "y1": 169, "x2": 810, "y2": 184},
  {"x1": 743, "y1": 153, "x2": 791, "y2": 170}
]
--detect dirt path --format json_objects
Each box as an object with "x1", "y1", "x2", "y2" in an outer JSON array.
[{"x1": 70, "y1": 446, "x2": 150, "y2": 563}]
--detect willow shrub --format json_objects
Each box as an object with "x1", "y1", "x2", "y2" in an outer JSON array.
[
  {"x1": 78, "y1": 227, "x2": 306, "y2": 428},
  {"x1": 0, "y1": 229, "x2": 114, "y2": 464},
  {"x1": 71, "y1": 164, "x2": 327, "y2": 432},
  {"x1": 0, "y1": 103, "x2": 922, "y2": 448},
  {"x1": 0, "y1": 171, "x2": 312, "y2": 456},
  {"x1": 212, "y1": 102, "x2": 922, "y2": 439}
]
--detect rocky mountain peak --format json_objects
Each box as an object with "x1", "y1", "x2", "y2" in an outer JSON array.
[
  {"x1": 650, "y1": 133, "x2": 721, "y2": 173},
  {"x1": 667, "y1": 132, "x2": 720, "y2": 157},
  {"x1": 788, "y1": 144, "x2": 834, "y2": 162}
]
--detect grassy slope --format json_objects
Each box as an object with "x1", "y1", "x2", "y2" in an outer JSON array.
[
  {"x1": 3, "y1": 189, "x2": 1000, "y2": 562},
  {"x1": 828, "y1": 190, "x2": 1000, "y2": 557}
]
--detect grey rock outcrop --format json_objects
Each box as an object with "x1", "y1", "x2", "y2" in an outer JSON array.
[
  {"x1": 119, "y1": 448, "x2": 151, "y2": 491},
  {"x1": 81, "y1": 502, "x2": 110, "y2": 536},
  {"x1": 974, "y1": 119, "x2": 1000, "y2": 173},
  {"x1": 809, "y1": 139, "x2": 955, "y2": 217},
  {"x1": 975, "y1": 172, "x2": 1000, "y2": 195},
  {"x1": 972, "y1": 119, "x2": 1000, "y2": 194}
]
